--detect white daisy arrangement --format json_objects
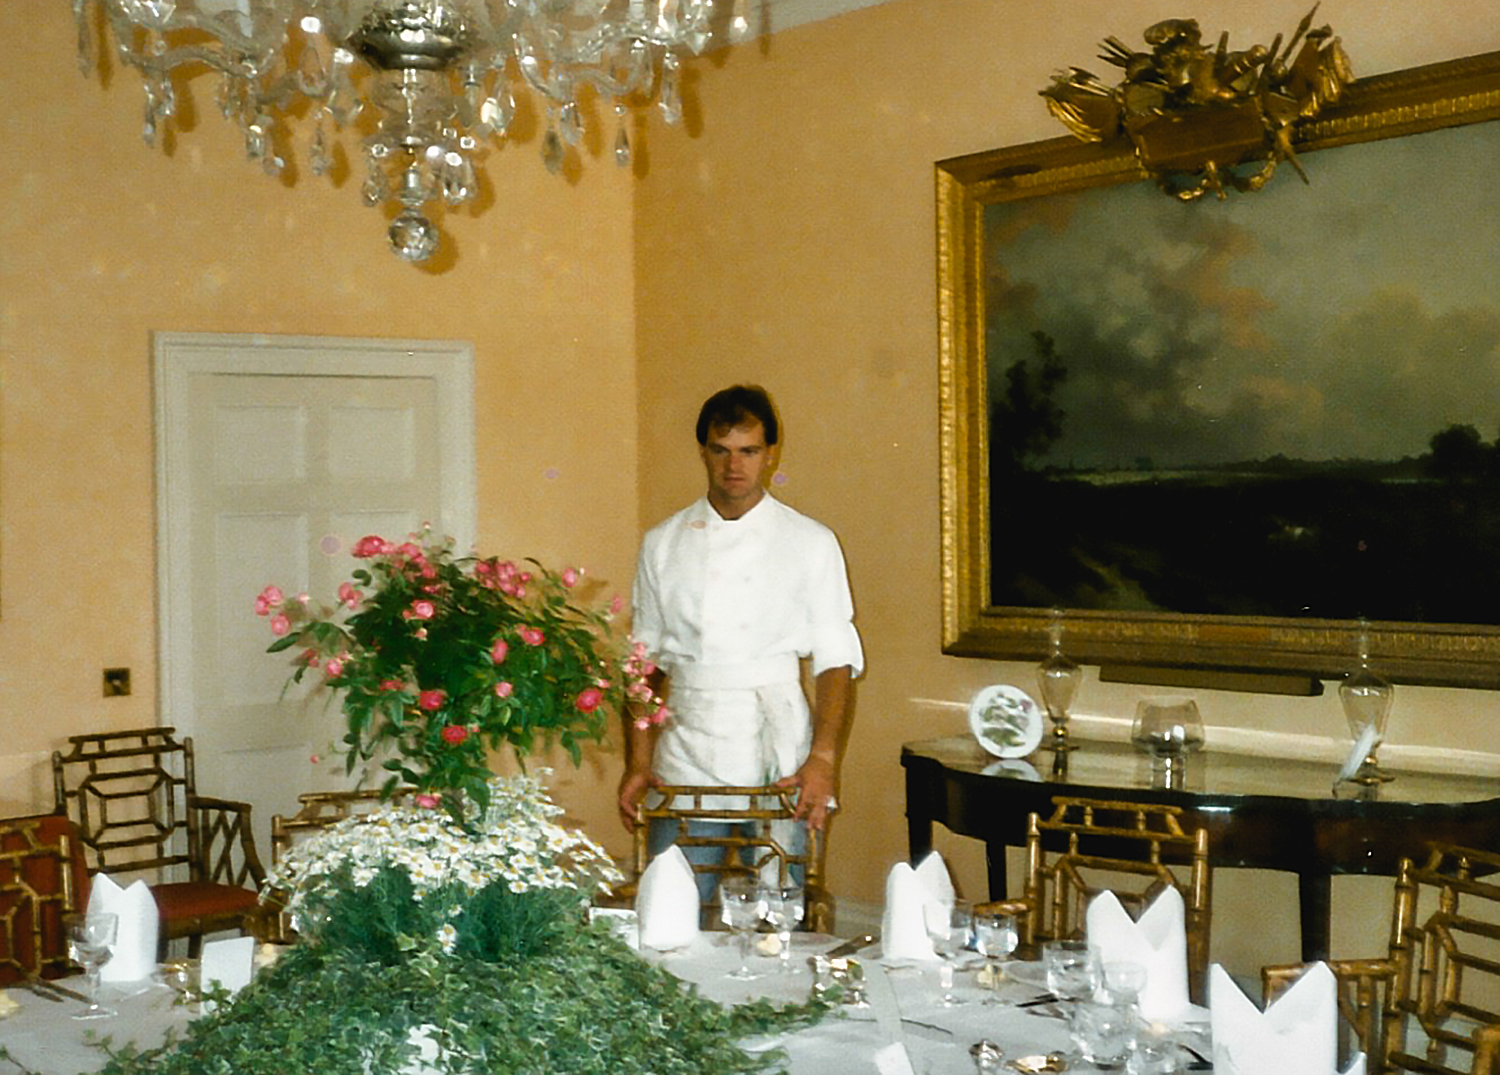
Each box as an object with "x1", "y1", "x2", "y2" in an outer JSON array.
[{"x1": 265, "y1": 772, "x2": 621, "y2": 958}]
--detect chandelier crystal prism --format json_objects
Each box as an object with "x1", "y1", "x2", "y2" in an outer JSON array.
[{"x1": 74, "y1": 0, "x2": 745, "y2": 261}]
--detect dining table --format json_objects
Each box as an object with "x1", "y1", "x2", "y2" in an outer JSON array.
[
  {"x1": 0, "y1": 936, "x2": 1206, "y2": 1074},
  {"x1": 902, "y1": 736, "x2": 1500, "y2": 961}
]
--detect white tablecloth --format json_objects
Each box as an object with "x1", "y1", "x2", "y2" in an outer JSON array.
[{"x1": 0, "y1": 943, "x2": 1092, "y2": 1075}]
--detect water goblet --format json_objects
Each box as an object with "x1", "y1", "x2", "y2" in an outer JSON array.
[
  {"x1": 1044, "y1": 938, "x2": 1102, "y2": 1004},
  {"x1": 63, "y1": 911, "x2": 118, "y2": 1020},
  {"x1": 719, "y1": 876, "x2": 763, "y2": 981},
  {"x1": 760, "y1": 884, "x2": 804, "y2": 974},
  {"x1": 1103, "y1": 960, "x2": 1148, "y2": 1006},
  {"x1": 973, "y1": 910, "x2": 1018, "y2": 1003},
  {"x1": 927, "y1": 900, "x2": 973, "y2": 1006}
]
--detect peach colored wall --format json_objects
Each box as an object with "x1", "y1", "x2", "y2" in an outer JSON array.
[
  {"x1": 0, "y1": 9, "x2": 638, "y2": 840},
  {"x1": 636, "y1": 0, "x2": 1500, "y2": 969}
]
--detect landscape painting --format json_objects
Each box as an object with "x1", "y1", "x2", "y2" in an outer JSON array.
[
  {"x1": 984, "y1": 119, "x2": 1500, "y2": 625},
  {"x1": 937, "y1": 52, "x2": 1500, "y2": 685}
]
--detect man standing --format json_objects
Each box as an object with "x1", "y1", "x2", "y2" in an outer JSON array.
[{"x1": 617, "y1": 385, "x2": 863, "y2": 878}]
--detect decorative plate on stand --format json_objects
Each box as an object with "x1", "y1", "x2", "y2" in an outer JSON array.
[{"x1": 968, "y1": 685, "x2": 1044, "y2": 758}]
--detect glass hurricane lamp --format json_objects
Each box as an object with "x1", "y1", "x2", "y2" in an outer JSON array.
[
  {"x1": 1037, "y1": 608, "x2": 1083, "y2": 753},
  {"x1": 1340, "y1": 619, "x2": 1395, "y2": 785},
  {"x1": 73, "y1": 0, "x2": 750, "y2": 262}
]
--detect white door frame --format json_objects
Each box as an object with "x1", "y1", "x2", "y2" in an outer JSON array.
[{"x1": 153, "y1": 331, "x2": 477, "y2": 742}]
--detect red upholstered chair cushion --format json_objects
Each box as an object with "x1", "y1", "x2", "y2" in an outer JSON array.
[
  {"x1": 0, "y1": 814, "x2": 89, "y2": 985},
  {"x1": 152, "y1": 880, "x2": 261, "y2": 937}
]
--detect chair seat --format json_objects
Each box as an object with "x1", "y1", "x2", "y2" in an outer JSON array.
[{"x1": 152, "y1": 880, "x2": 260, "y2": 935}]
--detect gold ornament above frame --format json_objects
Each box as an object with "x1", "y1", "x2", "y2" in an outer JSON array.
[{"x1": 937, "y1": 49, "x2": 1500, "y2": 689}]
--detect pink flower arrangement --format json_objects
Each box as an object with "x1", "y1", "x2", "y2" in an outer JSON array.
[{"x1": 257, "y1": 527, "x2": 668, "y2": 816}]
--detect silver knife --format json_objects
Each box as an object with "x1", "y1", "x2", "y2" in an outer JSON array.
[
  {"x1": 27, "y1": 975, "x2": 91, "y2": 1003},
  {"x1": 18, "y1": 979, "x2": 63, "y2": 1003},
  {"x1": 825, "y1": 931, "x2": 877, "y2": 958}
]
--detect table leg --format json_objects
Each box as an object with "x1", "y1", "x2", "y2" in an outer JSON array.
[
  {"x1": 1298, "y1": 872, "x2": 1332, "y2": 962},
  {"x1": 906, "y1": 797, "x2": 934, "y2": 865}
]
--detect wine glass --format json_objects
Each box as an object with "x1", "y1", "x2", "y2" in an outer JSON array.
[
  {"x1": 63, "y1": 911, "x2": 118, "y2": 1020},
  {"x1": 926, "y1": 900, "x2": 972, "y2": 1006},
  {"x1": 1340, "y1": 619, "x2": 1395, "y2": 785},
  {"x1": 974, "y1": 910, "x2": 1018, "y2": 1003},
  {"x1": 1131, "y1": 697, "x2": 1204, "y2": 788},
  {"x1": 760, "y1": 884, "x2": 804, "y2": 974},
  {"x1": 1038, "y1": 609, "x2": 1083, "y2": 752},
  {"x1": 719, "y1": 876, "x2": 763, "y2": 980},
  {"x1": 1044, "y1": 939, "x2": 1101, "y2": 1004}
]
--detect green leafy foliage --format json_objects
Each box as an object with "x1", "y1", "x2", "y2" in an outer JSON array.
[{"x1": 96, "y1": 921, "x2": 832, "y2": 1075}]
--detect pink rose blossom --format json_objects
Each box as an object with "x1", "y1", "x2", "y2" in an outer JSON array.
[
  {"x1": 414, "y1": 627, "x2": 428, "y2": 640},
  {"x1": 337, "y1": 582, "x2": 363, "y2": 609},
  {"x1": 490, "y1": 639, "x2": 509, "y2": 664},
  {"x1": 417, "y1": 689, "x2": 447, "y2": 711},
  {"x1": 351, "y1": 535, "x2": 390, "y2": 558},
  {"x1": 574, "y1": 688, "x2": 604, "y2": 714},
  {"x1": 494, "y1": 681, "x2": 514, "y2": 699},
  {"x1": 398, "y1": 542, "x2": 423, "y2": 560},
  {"x1": 379, "y1": 679, "x2": 404, "y2": 692},
  {"x1": 404, "y1": 600, "x2": 436, "y2": 621},
  {"x1": 414, "y1": 793, "x2": 440, "y2": 809},
  {"x1": 253, "y1": 594, "x2": 271, "y2": 616},
  {"x1": 309, "y1": 754, "x2": 321, "y2": 764},
  {"x1": 325, "y1": 658, "x2": 345, "y2": 678},
  {"x1": 441, "y1": 724, "x2": 469, "y2": 744},
  {"x1": 269, "y1": 614, "x2": 291, "y2": 637},
  {"x1": 518, "y1": 626, "x2": 545, "y2": 646},
  {"x1": 262, "y1": 585, "x2": 284, "y2": 606},
  {"x1": 610, "y1": 595, "x2": 624, "y2": 615},
  {"x1": 561, "y1": 567, "x2": 581, "y2": 588},
  {"x1": 300, "y1": 649, "x2": 320, "y2": 667}
]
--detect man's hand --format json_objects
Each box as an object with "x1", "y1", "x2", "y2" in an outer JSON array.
[
  {"x1": 775, "y1": 752, "x2": 838, "y2": 831},
  {"x1": 617, "y1": 766, "x2": 661, "y2": 832}
]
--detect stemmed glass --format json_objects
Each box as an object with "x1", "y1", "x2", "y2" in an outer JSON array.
[
  {"x1": 720, "y1": 876, "x2": 764, "y2": 981},
  {"x1": 1038, "y1": 609, "x2": 1083, "y2": 753},
  {"x1": 926, "y1": 900, "x2": 973, "y2": 1006},
  {"x1": 1044, "y1": 938, "x2": 1102, "y2": 1004},
  {"x1": 974, "y1": 910, "x2": 1018, "y2": 1004},
  {"x1": 63, "y1": 911, "x2": 118, "y2": 1020},
  {"x1": 760, "y1": 884, "x2": 804, "y2": 975},
  {"x1": 1340, "y1": 618, "x2": 1395, "y2": 785}
]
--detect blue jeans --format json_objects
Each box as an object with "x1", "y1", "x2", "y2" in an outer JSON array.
[{"x1": 648, "y1": 817, "x2": 808, "y2": 904}]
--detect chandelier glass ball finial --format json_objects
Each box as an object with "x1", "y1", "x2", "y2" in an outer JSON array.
[{"x1": 74, "y1": 0, "x2": 749, "y2": 263}]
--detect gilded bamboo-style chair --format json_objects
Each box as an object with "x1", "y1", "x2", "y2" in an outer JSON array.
[
  {"x1": 52, "y1": 727, "x2": 266, "y2": 956},
  {"x1": 257, "y1": 788, "x2": 411, "y2": 942},
  {"x1": 616, "y1": 784, "x2": 832, "y2": 933},
  {"x1": 0, "y1": 814, "x2": 89, "y2": 985},
  {"x1": 977, "y1": 796, "x2": 1213, "y2": 1002},
  {"x1": 1263, "y1": 844, "x2": 1500, "y2": 1075}
]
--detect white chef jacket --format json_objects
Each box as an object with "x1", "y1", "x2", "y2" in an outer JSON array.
[{"x1": 632, "y1": 493, "x2": 863, "y2": 791}]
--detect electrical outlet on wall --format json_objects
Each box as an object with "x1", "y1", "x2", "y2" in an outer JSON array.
[{"x1": 102, "y1": 668, "x2": 131, "y2": 697}]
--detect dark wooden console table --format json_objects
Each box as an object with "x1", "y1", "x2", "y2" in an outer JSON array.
[{"x1": 902, "y1": 736, "x2": 1500, "y2": 961}]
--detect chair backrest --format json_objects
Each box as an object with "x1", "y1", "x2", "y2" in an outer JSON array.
[
  {"x1": 1381, "y1": 844, "x2": 1500, "y2": 1075},
  {"x1": 270, "y1": 789, "x2": 409, "y2": 865},
  {"x1": 51, "y1": 726, "x2": 199, "y2": 883},
  {"x1": 0, "y1": 814, "x2": 87, "y2": 984},
  {"x1": 632, "y1": 784, "x2": 829, "y2": 931},
  {"x1": 1020, "y1": 796, "x2": 1212, "y2": 1001}
]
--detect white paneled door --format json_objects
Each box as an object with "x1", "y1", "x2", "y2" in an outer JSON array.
[{"x1": 155, "y1": 334, "x2": 475, "y2": 854}]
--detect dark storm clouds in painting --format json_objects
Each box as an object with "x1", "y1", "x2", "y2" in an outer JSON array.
[{"x1": 983, "y1": 121, "x2": 1500, "y2": 624}]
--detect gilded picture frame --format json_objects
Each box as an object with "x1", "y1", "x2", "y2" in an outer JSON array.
[{"x1": 938, "y1": 50, "x2": 1500, "y2": 688}]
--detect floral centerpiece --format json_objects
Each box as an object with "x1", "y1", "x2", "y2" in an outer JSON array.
[
  {"x1": 94, "y1": 531, "x2": 827, "y2": 1075},
  {"x1": 254, "y1": 529, "x2": 667, "y2": 819}
]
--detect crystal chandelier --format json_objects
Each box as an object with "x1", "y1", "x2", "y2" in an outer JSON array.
[{"x1": 74, "y1": 1, "x2": 745, "y2": 261}]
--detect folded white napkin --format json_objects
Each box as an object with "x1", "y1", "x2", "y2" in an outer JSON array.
[
  {"x1": 1211, "y1": 962, "x2": 1365, "y2": 1075},
  {"x1": 874, "y1": 1042, "x2": 919, "y2": 1075},
  {"x1": 86, "y1": 874, "x2": 159, "y2": 983},
  {"x1": 200, "y1": 935, "x2": 256, "y2": 1013},
  {"x1": 1086, "y1": 887, "x2": 1190, "y2": 1022},
  {"x1": 635, "y1": 846, "x2": 701, "y2": 951},
  {"x1": 880, "y1": 851, "x2": 954, "y2": 961}
]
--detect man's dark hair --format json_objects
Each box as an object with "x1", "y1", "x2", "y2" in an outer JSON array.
[{"x1": 695, "y1": 385, "x2": 779, "y2": 445}]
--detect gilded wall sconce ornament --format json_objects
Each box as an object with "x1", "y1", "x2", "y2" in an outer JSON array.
[{"x1": 1040, "y1": 6, "x2": 1354, "y2": 200}]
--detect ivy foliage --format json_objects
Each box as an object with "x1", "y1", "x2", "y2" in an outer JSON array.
[{"x1": 97, "y1": 920, "x2": 832, "y2": 1075}]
